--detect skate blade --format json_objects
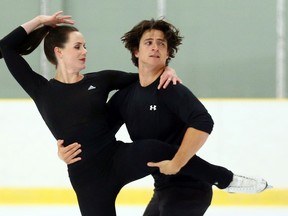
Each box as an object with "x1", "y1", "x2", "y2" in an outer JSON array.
[{"x1": 266, "y1": 185, "x2": 273, "y2": 189}]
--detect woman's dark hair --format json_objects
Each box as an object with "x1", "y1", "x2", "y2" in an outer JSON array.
[
  {"x1": 0, "y1": 25, "x2": 79, "y2": 66},
  {"x1": 44, "y1": 25, "x2": 78, "y2": 65},
  {"x1": 121, "y1": 19, "x2": 183, "y2": 67}
]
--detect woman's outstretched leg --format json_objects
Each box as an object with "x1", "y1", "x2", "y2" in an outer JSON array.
[{"x1": 113, "y1": 139, "x2": 269, "y2": 193}]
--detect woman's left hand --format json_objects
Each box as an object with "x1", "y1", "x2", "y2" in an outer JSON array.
[{"x1": 158, "y1": 66, "x2": 182, "y2": 89}]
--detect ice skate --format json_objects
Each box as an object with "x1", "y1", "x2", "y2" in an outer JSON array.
[{"x1": 224, "y1": 174, "x2": 272, "y2": 194}]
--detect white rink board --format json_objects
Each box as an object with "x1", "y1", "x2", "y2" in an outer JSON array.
[
  {"x1": 0, "y1": 99, "x2": 287, "y2": 189},
  {"x1": 0, "y1": 205, "x2": 288, "y2": 216}
]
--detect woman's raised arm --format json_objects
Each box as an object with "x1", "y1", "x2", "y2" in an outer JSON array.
[{"x1": 21, "y1": 11, "x2": 74, "y2": 34}]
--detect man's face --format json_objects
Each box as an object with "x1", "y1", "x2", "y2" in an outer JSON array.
[{"x1": 134, "y1": 29, "x2": 169, "y2": 68}]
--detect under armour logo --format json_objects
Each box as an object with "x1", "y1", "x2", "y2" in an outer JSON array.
[
  {"x1": 150, "y1": 105, "x2": 157, "y2": 111},
  {"x1": 88, "y1": 85, "x2": 96, "y2": 90}
]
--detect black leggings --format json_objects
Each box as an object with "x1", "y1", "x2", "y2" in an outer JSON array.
[
  {"x1": 68, "y1": 139, "x2": 233, "y2": 216},
  {"x1": 143, "y1": 186, "x2": 213, "y2": 216}
]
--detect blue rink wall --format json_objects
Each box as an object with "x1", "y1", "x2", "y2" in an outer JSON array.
[
  {"x1": 0, "y1": 99, "x2": 287, "y2": 207},
  {"x1": 0, "y1": 0, "x2": 287, "y2": 99}
]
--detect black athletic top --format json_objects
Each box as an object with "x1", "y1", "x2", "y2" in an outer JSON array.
[
  {"x1": 0, "y1": 26, "x2": 138, "y2": 155},
  {"x1": 108, "y1": 77, "x2": 214, "y2": 189}
]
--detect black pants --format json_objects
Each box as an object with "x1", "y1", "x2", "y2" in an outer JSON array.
[
  {"x1": 68, "y1": 140, "x2": 233, "y2": 216},
  {"x1": 143, "y1": 186, "x2": 213, "y2": 216}
]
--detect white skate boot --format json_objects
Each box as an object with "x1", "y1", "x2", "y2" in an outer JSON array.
[{"x1": 224, "y1": 174, "x2": 272, "y2": 194}]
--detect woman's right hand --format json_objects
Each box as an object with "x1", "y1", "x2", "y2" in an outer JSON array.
[{"x1": 22, "y1": 11, "x2": 74, "y2": 34}]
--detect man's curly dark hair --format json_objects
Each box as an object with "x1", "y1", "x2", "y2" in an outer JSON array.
[{"x1": 121, "y1": 19, "x2": 183, "y2": 67}]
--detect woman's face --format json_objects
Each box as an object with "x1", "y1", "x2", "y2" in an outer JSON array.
[{"x1": 57, "y1": 31, "x2": 87, "y2": 72}]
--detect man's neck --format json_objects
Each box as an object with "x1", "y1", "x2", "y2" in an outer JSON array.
[{"x1": 138, "y1": 65, "x2": 165, "y2": 87}]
